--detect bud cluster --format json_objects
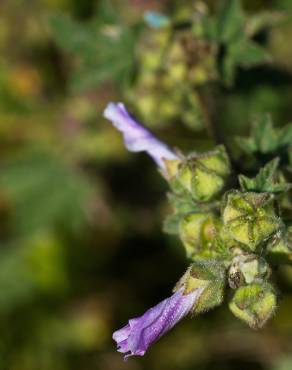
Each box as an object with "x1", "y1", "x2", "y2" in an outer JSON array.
[
  {"x1": 131, "y1": 24, "x2": 217, "y2": 128},
  {"x1": 165, "y1": 145, "x2": 290, "y2": 329}
]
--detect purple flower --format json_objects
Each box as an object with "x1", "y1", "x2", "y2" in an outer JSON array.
[
  {"x1": 113, "y1": 287, "x2": 203, "y2": 359},
  {"x1": 103, "y1": 102, "x2": 178, "y2": 171}
]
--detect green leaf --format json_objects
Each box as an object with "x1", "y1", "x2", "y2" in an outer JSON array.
[
  {"x1": 278, "y1": 124, "x2": 292, "y2": 148},
  {"x1": 214, "y1": 0, "x2": 272, "y2": 86},
  {"x1": 50, "y1": 1, "x2": 140, "y2": 92},
  {"x1": 0, "y1": 151, "x2": 94, "y2": 235},
  {"x1": 222, "y1": 40, "x2": 270, "y2": 86},
  {"x1": 239, "y1": 158, "x2": 291, "y2": 193},
  {"x1": 253, "y1": 114, "x2": 277, "y2": 153},
  {"x1": 50, "y1": 14, "x2": 93, "y2": 53},
  {"x1": 235, "y1": 115, "x2": 292, "y2": 158},
  {"x1": 233, "y1": 41, "x2": 270, "y2": 68},
  {"x1": 217, "y1": 0, "x2": 245, "y2": 43},
  {"x1": 234, "y1": 136, "x2": 257, "y2": 154}
]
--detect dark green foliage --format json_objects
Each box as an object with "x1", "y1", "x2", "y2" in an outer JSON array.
[
  {"x1": 235, "y1": 115, "x2": 292, "y2": 157},
  {"x1": 205, "y1": 0, "x2": 271, "y2": 85},
  {"x1": 50, "y1": 1, "x2": 140, "y2": 91},
  {"x1": 239, "y1": 158, "x2": 291, "y2": 193},
  {"x1": 0, "y1": 151, "x2": 94, "y2": 235}
]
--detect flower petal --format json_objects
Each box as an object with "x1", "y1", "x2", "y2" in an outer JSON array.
[
  {"x1": 112, "y1": 287, "x2": 203, "y2": 359},
  {"x1": 103, "y1": 102, "x2": 178, "y2": 170}
]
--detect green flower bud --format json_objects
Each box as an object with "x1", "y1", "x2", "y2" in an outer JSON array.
[
  {"x1": 167, "y1": 145, "x2": 231, "y2": 202},
  {"x1": 228, "y1": 255, "x2": 271, "y2": 289},
  {"x1": 229, "y1": 283, "x2": 277, "y2": 329},
  {"x1": 179, "y1": 212, "x2": 218, "y2": 258},
  {"x1": 222, "y1": 191, "x2": 282, "y2": 251},
  {"x1": 175, "y1": 260, "x2": 226, "y2": 314}
]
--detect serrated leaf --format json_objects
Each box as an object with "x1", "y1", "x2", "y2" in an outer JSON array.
[
  {"x1": 234, "y1": 137, "x2": 257, "y2": 154},
  {"x1": 253, "y1": 116, "x2": 292, "y2": 154},
  {"x1": 214, "y1": 0, "x2": 272, "y2": 86},
  {"x1": 239, "y1": 158, "x2": 291, "y2": 193},
  {"x1": 217, "y1": 0, "x2": 245, "y2": 43},
  {"x1": 50, "y1": 1, "x2": 140, "y2": 92},
  {"x1": 235, "y1": 115, "x2": 292, "y2": 159},
  {"x1": 222, "y1": 41, "x2": 270, "y2": 85},
  {"x1": 234, "y1": 41, "x2": 270, "y2": 68},
  {"x1": 253, "y1": 115, "x2": 277, "y2": 153},
  {"x1": 278, "y1": 123, "x2": 292, "y2": 147}
]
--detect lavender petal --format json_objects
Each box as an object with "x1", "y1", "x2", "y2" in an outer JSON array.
[
  {"x1": 103, "y1": 102, "x2": 178, "y2": 170},
  {"x1": 112, "y1": 287, "x2": 203, "y2": 359}
]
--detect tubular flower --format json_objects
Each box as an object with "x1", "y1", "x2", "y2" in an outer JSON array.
[
  {"x1": 103, "y1": 102, "x2": 178, "y2": 171},
  {"x1": 112, "y1": 286, "x2": 203, "y2": 359}
]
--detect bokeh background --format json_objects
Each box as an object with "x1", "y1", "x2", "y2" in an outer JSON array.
[{"x1": 0, "y1": 0, "x2": 292, "y2": 369}]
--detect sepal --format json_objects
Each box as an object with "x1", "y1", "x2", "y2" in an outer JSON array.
[{"x1": 175, "y1": 260, "x2": 226, "y2": 314}]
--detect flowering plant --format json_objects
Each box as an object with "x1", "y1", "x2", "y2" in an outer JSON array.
[{"x1": 104, "y1": 102, "x2": 292, "y2": 359}]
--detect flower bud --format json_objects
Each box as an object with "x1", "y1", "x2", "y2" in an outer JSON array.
[
  {"x1": 166, "y1": 145, "x2": 231, "y2": 202},
  {"x1": 228, "y1": 255, "x2": 271, "y2": 289},
  {"x1": 229, "y1": 283, "x2": 277, "y2": 329},
  {"x1": 175, "y1": 260, "x2": 226, "y2": 314},
  {"x1": 222, "y1": 191, "x2": 282, "y2": 251},
  {"x1": 179, "y1": 212, "x2": 218, "y2": 258}
]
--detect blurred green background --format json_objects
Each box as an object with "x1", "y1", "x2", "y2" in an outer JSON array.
[{"x1": 1, "y1": 0, "x2": 292, "y2": 369}]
